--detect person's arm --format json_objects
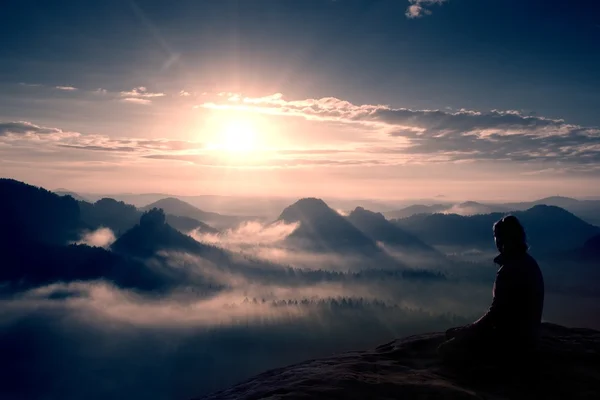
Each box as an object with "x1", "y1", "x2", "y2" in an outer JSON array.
[{"x1": 470, "y1": 265, "x2": 514, "y2": 333}]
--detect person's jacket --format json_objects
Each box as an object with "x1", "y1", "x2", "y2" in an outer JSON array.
[{"x1": 473, "y1": 252, "x2": 545, "y2": 343}]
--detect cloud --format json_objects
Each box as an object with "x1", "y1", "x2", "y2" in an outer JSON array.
[
  {"x1": 179, "y1": 90, "x2": 191, "y2": 96},
  {"x1": 405, "y1": 0, "x2": 448, "y2": 18},
  {"x1": 142, "y1": 153, "x2": 383, "y2": 168},
  {"x1": 57, "y1": 144, "x2": 137, "y2": 152},
  {"x1": 200, "y1": 94, "x2": 600, "y2": 169},
  {"x1": 120, "y1": 86, "x2": 165, "y2": 98},
  {"x1": 120, "y1": 97, "x2": 152, "y2": 105},
  {"x1": 55, "y1": 85, "x2": 78, "y2": 91},
  {"x1": 142, "y1": 154, "x2": 198, "y2": 161},
  {"x1": 0, "y1": 121, "x2": 64, "y2": 136},
  {"x1": 75, "y1": 228, "x2": 116, "y2": 248},
  {"x1": 186, "y1": 222, "x2": 396, "y2": 272},
  {"x1": 134, "y1": 139, "x2": 204, "y2": 151},
  {"x1": 190, "y1": 221, "x2": 300, "y2": 247},
  {"x1": 0, "y1": 268, "x2": 482, "y2": 398},
  {"x1": 117, "y1": 87, "x2": 166, "y2": 105},
  {"x1": 0, "y1": 121, "x2": 205, "y2": 162},
  {"x1": 3, "y1": 86, "x2": 600, "y2": 175}
]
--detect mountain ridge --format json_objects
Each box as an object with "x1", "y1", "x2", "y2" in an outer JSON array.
[
  {"x1": 346, "y1": 206, "x2": 439, "y2": 256},
  {"x1": 142, "y1": 197, "x2": 255, "y2": 229},
  {"x1": 394, "y1": 205, "x2": 600, "y2": 254},
  {"x1": 79, "y1": 197, "x2": 217, "y2": 235}
]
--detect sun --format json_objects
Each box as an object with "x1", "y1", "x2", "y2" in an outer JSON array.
[
  {"x1": 203, "y1": 111, "x2": 277, "y2": 158},
  {"x1": 220, "y1": 119, "x2": 257, "y2": 153},
  {"x1": 205, "y1": 114, "x2": 264, "y2": 154}
]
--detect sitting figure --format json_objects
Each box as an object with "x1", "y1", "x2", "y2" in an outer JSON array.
[{"x1": 438, "y1": 215, "x2": 545, "y2": 365}]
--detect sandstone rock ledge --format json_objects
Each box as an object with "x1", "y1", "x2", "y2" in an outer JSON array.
[{"x1": 195, "y1": 323, "x2": 600, "y2": 400}]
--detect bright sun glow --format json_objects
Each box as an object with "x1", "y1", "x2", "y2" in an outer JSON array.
[
  {"x1": 220, "y1": 120, "x2": 257, "y2": 152},
  {"x1": 205, "y1": 113, "x2": 268, "y2": 155}
]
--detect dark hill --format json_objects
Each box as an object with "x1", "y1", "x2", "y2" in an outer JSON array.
[
  {"x1": 278, "y1": 198, "x2": 380, "y2": 254},
  {"x1": 395, "y1": 205, "x2": 600, "y2": 254},
  {"x1": 1, "y1": 178, "x2": 80, "y2": 246},
  {"x1": 498, "y1": 197, "x2": 600, "y2": 227},
  {"x1": 142, "y1": 197, "x2": 249, "y2": 229},
  {"x1": 80, "y1": 197, "x2": 217, "y2": 235},
  {"x1": 383, "y1": 201, "x2": 508, "y2": 219},
  {"x1": 347, "y1": 207, "x2": 438, "y2": 255},
  {"x1": 0, "y1": 181, "x2": 212, "y2": 293},
  {"x1": 142, "y1": 197, "x2": 221, "y2": 220},
  {"x1": 165, "y1": 214, "x2": 219, "y2": 234},
  {"x1": 583, "y1": 234, "x2": 600, "y2": 259},
  {"x1": 383, "y1": 204, "x2": 448, "y2": 219},
  {"x1": 0, "y1": 241, "x2": 172, "y2": 293},
  {"x1": 111, "y1": 208, "x2": 219, "y2": 258},
  {"x1": 533, "y1": 196, "x2": 583, "y2": 208},
  {"x1": 195, "y1": 323, "x2": 600, "y2": 400},
  {"x1": 54, "y1": 189, "x2": 89, "y2": 201},
  {"x1": 79, "y1": 197, "x2": 140, "y2": 234},
  {"x1": 111, "y1": 208, "x2": 287, "y2": 281}
]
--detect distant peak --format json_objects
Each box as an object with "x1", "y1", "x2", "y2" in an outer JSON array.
[
  {"x1": 96, "y1": 197, "x2": 120, "y2": 204},
  {"x1": 155, "y1": 197, "x2": 185, "y2": 203},
  {"x1": 529, "y1": 204, "x2": 564, "y2": 211},
  {"x1": 140, "y1": 208, "x2": 167, "y2": 228},
  {"x1": 292, "y1": 198, "x2": 329, "y2": 208},
  {"x1": 278, "y1": 198, "x2": 334, "y2": 223},
  {"x1": 538, "y1": 196, "x2": 577, "y2": 201},
  {"x1": 349, "y1": 206, "x2": 386, "y2": 221},
  {"x1": 458, "y1": 201, "x2": 483, "y2": 207},
  {"x1": 350, "y1": 206, "x2": 368, "y2": 215},
  {"x1": 525, "y1": 204, "x2": 579, "y2": 219}
]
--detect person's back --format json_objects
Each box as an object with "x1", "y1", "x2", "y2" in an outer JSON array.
[{"x1": 490, "y1": 251, "x2": 544, "y2": 346}]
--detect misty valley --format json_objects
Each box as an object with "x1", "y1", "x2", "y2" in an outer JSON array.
[{"x1": 1, "y1": 178, "x2": 599, "y2": 399}]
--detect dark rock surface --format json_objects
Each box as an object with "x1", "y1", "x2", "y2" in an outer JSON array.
[{"x1": 195, "y1": 323, "x2": 600, "y2": 400}]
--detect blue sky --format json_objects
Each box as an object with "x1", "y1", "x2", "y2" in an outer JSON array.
[{"x1": 1, "y1": 0, "x2": 599, "y2": 200}]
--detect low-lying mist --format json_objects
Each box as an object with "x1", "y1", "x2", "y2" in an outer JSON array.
[
  {"x1": 75, "y1": 227, "x2": 116, "y2": 248},
  {"x1": 1, "y1": 220, "x2": 598, "y2": 400}
]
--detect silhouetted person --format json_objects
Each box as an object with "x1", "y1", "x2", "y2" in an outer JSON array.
[{"x1": 438, "y1": 215, "x2": 545, "y2": 365}]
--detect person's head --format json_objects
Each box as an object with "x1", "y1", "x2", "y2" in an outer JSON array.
[{"x1": 493, "y1": 215, "x2": 528, "y2": 254}]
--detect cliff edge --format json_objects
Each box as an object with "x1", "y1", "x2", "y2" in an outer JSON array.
[{"x1": 195, "y1": 323, "x2": 600, "y2": 400}]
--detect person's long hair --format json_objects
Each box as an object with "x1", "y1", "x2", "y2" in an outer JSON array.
[{"x1": 493, "y1": 215, "x2": 529, "y2": 254}]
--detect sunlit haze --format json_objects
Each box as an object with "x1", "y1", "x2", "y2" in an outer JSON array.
[{"x1": 1, "y1": 0, "x2": 599, "y2": 202}]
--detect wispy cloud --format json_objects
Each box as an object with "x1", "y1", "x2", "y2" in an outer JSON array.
[
  {"x1": 55, "y1": 85, "x2": 78, "y2": 91},
  {"x1": 116, "y1": 86, "x2": 166, "y2": 105},
  {"x1": 120, "y1": 97, "x2": 153, "y2": 105},
  {"x1": 0, "y1": 121, "x2": 202, "y2": 155},
  {"x1": 405, "y1": 0, "x2": 449, "y2": 19},
  {"x1": 191, "y1": 221, "x2": 299, "y2": 247},
  {"x1": 57, "y1": 144, "x2": 137, "y2": 152},
  {"x1": 0, "y1": 121, "x2": 65, "y2": 136},
  {"x1": 2, "y1": 86, "x2": 600, "y2": 175},
  {"x1": 119, "y1": 86, "x2": 165, "y2": 98}
]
